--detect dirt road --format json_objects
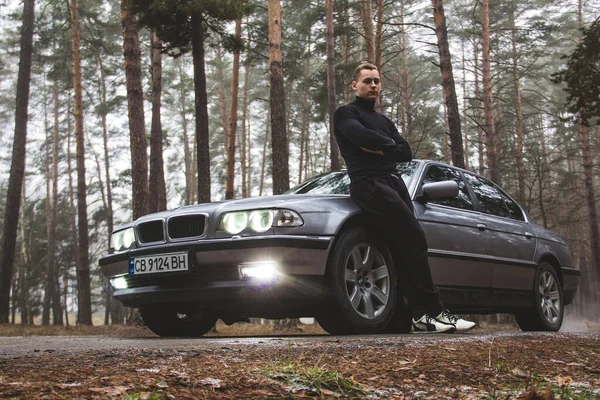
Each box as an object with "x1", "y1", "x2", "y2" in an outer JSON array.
[{"x1": 1, "y1": 331, "x2": 599, "y2": 399}]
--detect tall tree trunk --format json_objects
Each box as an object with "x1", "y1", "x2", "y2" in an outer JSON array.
[
  {"x1": 48, "y1": 82, "x2": 62, "y2": 325},
  {"x1": 359, "y1": 0, "x2": 375, "y2": 63},
  {"x1": 443, "y1": 103, "x2": 450, "y2": 164},
  {"x1": 43, "y1": 84, "x2": 52, "y2": 326},
  {"x1": 226, "y1": 12, "x2": 242, "y2": 200},
  {"x1": 299, "y1": 36, "x2": 311, "y2": 184},
  {"x1": 481, "y1": 0, "x2": 500, "y2": 184},
  {"x1": 215, "y1": 47, "x2": 230, "y2": 155},
  {"x1": 71, "y1": 0, "x2": 92, "y2": 325},
  {"x1": 97, "y1": 54, "x2": 124, "y2": 325},
  {"x1": 241, "y1": 61, "x2": 251, "y2": 197},
  {"x1": 148, "y1": 32, "x2": 167, "y2": 213},
  {"x1": 268, "y1": 0, "x2": 290, "y2": 194},
  {"x1": 399, "y1": 2, "x2": 412, "y2": 142},
  {"x1": 431, "y1": 0, "x2": 465, "y2": 168},
  {"x1": 191, "y1": 12, "x2": 211, "y2": 203},
  {"x1": 66, "y1": 96, "x2": 80, "y2": 324},
  {"x1": 176, "y1": 59, "x2": 193, "y2": 205},
  {"x1": 462, "y1": 43, "x2": 469, "y2": 170},
  {"x1": 0, "y1": 0, "x2": 35, "y2": 323},
  {"x1": 326, "y1": 0, "x2": 340, "y2": 171},
  {"x1": 375, "y1": 0, "x2": 383, "y2": 73},
  {"x1": 259, "y1": 109, "x2": 270, "y2": 196},
  {"x1": 578, "y1": 120, "x2": 600, "y2": 313},
  {"x1": 122, "y1": 0, "x2": 149, "y2": 219},
  {"x1": 510, "y1": 5, "x2": 525, "y2": 203},
  {"x1": 18, "y1": 181, "x2": 28, "y2": 325},
  {"x1": 86, "y1": 139, "x2": 112, "y2": 326},
  {"x1": 474, "y1": 41, "x2": 484, "y2": 176},
  {"x1": 341, "y1": 16, "x2": 351, "y2": 104}
]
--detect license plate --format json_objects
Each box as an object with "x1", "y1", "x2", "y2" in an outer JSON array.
[{"x1": 129, "y1": 252, "x2": 189, "y2": 275}]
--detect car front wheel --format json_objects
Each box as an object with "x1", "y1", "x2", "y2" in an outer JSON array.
[
  {"x1": 514, "y1": 262, "x2": 564, "y2": 331},
  {"x1": 140, "y1": 306, "x2": 218, "y2": 337},
  {"x1": 316, "y1": 227, "x2": 397, "y2": 335}
]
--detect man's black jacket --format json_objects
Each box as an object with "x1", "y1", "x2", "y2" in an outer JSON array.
[{"x1": 334, "y1": 96, "x2": 412, "y2": 181}]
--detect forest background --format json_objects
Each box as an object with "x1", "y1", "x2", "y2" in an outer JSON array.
[{"x1": 0, "y1": 0, "x2": 599, "y2": 327}]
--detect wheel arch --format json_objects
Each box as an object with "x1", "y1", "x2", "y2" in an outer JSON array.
[
  {"x1": 323, "y1": 213, "x2": 387, "y2": 284},
  {"x1": 538, "y1": 254, "x2": 564, "y2": 287}
]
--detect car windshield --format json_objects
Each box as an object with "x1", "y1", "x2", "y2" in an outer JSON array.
[{"x1": 286, "y1": 161, "x2": 418, "y2": 195}]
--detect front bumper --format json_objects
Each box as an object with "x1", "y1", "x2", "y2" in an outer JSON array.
[
  {"x1": 561, "y1": 267, "x2": 580, "y2": 305},
  {"x1": 100, "y1": 235, "x2": 333, "y2": 309}
]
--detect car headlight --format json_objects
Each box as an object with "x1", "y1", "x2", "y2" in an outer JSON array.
[
  {"x1": 222, "y1": 212, "x2": 249, "y2": 235},
  {"x1": 249, "y1": 210, "x2": 274, "y2": 233},
  {"x1": 219, "y1": 209, "x2": 303, "y2": 235},
  {"x1": 110, "y1": 227, "x2": 136, "y2": 252}
]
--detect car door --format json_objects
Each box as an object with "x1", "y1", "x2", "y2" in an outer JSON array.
[
  {"x1": 462, "y1": 173, "x2": 537, "y2": 292},
  {"x1": 413, "y1": 164, "x2": 494, "y2": 291}
]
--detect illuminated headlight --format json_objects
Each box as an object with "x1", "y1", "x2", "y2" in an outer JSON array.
[
  {"x1": 221, "y1": 212, "x2": 249, "y2": 235},
  {"x1": 219, "y1": 209, "x2": 303, "y2": 235},
  {"x1": 110, "y1": 228, "x2": 136, "y2": 252},
  {"x1": 110, "y1": 276, "x2": 128, "y2": 290},
  {"x1": 239, "y1": 261, "x2": 279, "y2": 283},
  {"x1": 249, "y1": 210, "x2": 274, "y2": 233}
]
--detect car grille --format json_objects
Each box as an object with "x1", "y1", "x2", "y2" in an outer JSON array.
[
  {"x1": 125, "y1": 266, "x2": 239, "y2": 289},
  {"x1": 137, "y1": 220, "x2": 164, "y2": 243},
  {"x1": 136, "y1": 214, "x2": 207, "y2": 244},
  {"x1": 168, "y1": 214, "x2": 206, "y2": 239}
]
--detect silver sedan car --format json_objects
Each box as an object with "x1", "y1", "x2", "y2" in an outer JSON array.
[{"x1": 100, "y1": 160, "x2": 580, "y2": 336}]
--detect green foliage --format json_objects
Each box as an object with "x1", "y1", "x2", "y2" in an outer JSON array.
[
  {"x1": 130, "y1": 0, "x2": 247, "y2": 56},
  {"x1": 256, "y1": 362, "x2": 366, "y2": 397},
  {"x1": 553, "y1": 17, "x2": 600, "y2": 126}
]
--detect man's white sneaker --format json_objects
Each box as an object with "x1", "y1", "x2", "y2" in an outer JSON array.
[
  {"x1": 412, "y1": 314, "x2": 455, "y2": 333},
  {"x1": 435, "y1": 310, "x2": 476, "y2": 333}
]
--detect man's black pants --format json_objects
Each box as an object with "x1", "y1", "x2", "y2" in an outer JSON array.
[{"x1": 349, "y1": 173, "x2": 444, "y2": 318}]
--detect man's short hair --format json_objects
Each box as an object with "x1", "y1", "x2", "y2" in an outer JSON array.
[{"x1": 353, "y1": 63, "x2": 378, "y2": 82}]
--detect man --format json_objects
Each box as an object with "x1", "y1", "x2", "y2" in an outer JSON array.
[{"x1": 333, "y1": 63, "x2": 475, "y2": 333}]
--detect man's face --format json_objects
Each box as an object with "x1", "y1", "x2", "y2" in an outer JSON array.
[{"x1": 352, "y1": 69, "x2": 381, "y2": 101}]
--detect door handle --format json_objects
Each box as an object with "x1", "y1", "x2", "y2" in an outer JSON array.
[
  {"x1": 477, "y1": 223, "x2": 487, "y2": 231},
  {"x1": 525, "y1": 232, "x2": 534, "y2": 239}
]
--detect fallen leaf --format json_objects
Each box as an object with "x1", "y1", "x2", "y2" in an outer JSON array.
[
  {"x1": 511, "y1": 367, "x2": 529, "y2": 377},
  {"x1": 57, "y1": 383, "x2": 81, "y2": 389},
  {"x1": 556, "y1": 376, "x2": 573, "y2": 387},
  {"x1": 198, "y1": 378, "x2": 222, "y2": 388},
  {"x1": 89, "y1": 387, "x2": 125, "y2": 396}
]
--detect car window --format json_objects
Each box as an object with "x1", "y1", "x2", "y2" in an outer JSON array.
[
  {"x1": 287, "y1": 162, "x2": 418, "y2": 195},
  {"x1": 421, "y1": 165, "x2": 475, "y2": 210},
  {"x1": 463, "y1": 173, "x2": 512, "y2": 218},
  {"x1": 498, "y1": 190, "x2": 525, "y2": 221},
  {"x1": 287, "y1": 171, "x2": 351, "y2": 194}
]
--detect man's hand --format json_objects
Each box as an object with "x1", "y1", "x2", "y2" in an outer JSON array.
[{"x1": 361, "y1": 147, "x2": 384, "y2": 156}]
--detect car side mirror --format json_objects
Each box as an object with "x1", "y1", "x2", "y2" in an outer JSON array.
[{"x1": 416, "y1": 180, "x2": 459, "y2": 203}]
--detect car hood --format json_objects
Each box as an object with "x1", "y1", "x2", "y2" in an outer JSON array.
[{"x1": 125, "y1": 194, "x2": 354, "y2": 227}]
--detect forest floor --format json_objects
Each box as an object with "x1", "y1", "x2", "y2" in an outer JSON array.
[{"x1": 1, "y1": 322, "x2": 599, "y2": 399}]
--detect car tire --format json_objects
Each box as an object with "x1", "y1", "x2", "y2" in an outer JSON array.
[
  {"x1": 382, "y1": 302, "x2": 412, "y2": 334},
  {"x1": 514, "y1": 262, "x2": 564, "y2": 332},
  {"x1": 140, "y1": 306, "x2": 218, "y2": 337},
  {"x1": 317, "y1": 227, "x2": 397, "y2": 335}
]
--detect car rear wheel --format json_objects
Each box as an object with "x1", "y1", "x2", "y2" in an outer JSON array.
[
  {"x1": 140, "y1": 306, "x2": 218, "y2": 337},
  {"x1": 514, "y1": 262, "x2": 564, "y2": 332},
  {"x1": 316, "y1": 227, "x2": 397, "y2": 335}
]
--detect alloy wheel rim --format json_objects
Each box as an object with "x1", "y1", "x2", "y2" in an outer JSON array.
[
  {"x1": 343, "y1": 242, "x2": 390, "y2": 320},
  {"x1": 539, "y1": 271, "x2": 561, "y2": 325}
]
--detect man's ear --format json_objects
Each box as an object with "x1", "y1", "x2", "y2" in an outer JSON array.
[{"x1": 351, "y1": 81, "x2": 357, "y2": 91}]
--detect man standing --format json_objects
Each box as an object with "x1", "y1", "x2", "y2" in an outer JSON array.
[{"x1": 333, "y1": 63, "x2": 475, "y2": 333}]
